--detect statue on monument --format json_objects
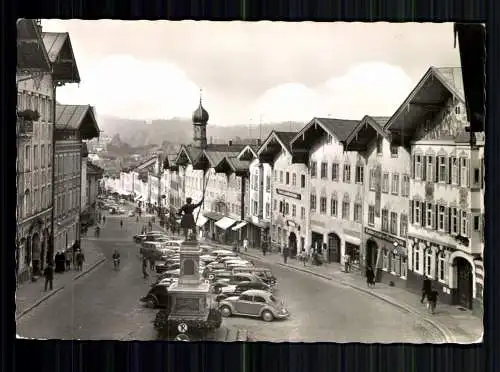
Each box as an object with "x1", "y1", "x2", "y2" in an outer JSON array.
[{"x1": 177, "y1": 197, "x2": 204, "y2": 241}]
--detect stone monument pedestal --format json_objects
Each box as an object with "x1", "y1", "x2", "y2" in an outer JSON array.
[{"x1": 168, "y1": 239, "x2": 211, "y2": 322}]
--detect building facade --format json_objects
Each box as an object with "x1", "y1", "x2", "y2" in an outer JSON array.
[
  {"x1": 16, "y1": 19, "x2": 53, "y2": 281},
  {"x1": 258, "y1": 131, "x2": 309, "y2": 256},
  {"x1": 54, "y1": 104, "x2": 99, "y2": 255},
  {"x1": 385, "y1": 67, "x2": 484, "y2": 311}
]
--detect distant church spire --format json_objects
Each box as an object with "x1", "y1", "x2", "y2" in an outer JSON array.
[{"x1": 192, "y1": 87, "x2": 209, "y2": 149}]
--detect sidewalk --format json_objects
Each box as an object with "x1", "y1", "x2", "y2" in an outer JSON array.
[
  {"x1": 238, "y1": 247, "x2": 483, "y2": 343},
  {"x1": 16, "y1": 238, "x2": 106, "y2": 320}
]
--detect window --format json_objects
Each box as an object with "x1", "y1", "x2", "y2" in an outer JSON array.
[
  {"x1": 381, "y1": 209, "x2": 389, "y2": 232},
  {"x1": 400, "y1": 214, "x2": 408, "y2": 237},
  {"x1": 390, "y1": 144, "x2": 398, "y2": 157},
  {"x1": 239, "y1": 294, "x2": 252, "y2": 302},
  {"x1": 414, "y1": 245, "x2": 421, "y2": 273},
  {"x1": 438, "y1": 205, "x2": 446, "y2": 231},
  {"x1": 285, "y1": 202, "x2": 289, "y2": 215},
  {"x1": 451, "y1": 157, "x2": 458, "y2": 185},
  {"x1": 300, "y1": 174, "x2": 306, "y2": 188},
  {"x1": 460, "y1": 158, "x2": 468, "y2": 187},
  {"x1": 41, "y1": 145, "x2": 45, "y2": 167},
  {"x1": 354, "y1": 203, "x2": 362, "y2": 223},
  {"x1": 292, "y1": 173, "x2": 296, "y2": 186},
  {"x1": 382, "y1": 249, "x2": 389, "y2": 270},
  {"x1": 382, "y1": 173, "x2": 389, "y2": 193},
  {"x1": 473, "y1": 168, "x2": 480, "y2": 186},
  {"x1": 279, "y1": 171, "x2": 283, "y2": 183},
  {"x1": 253, "y1": 296, "x2": 266, "y2": 303},
  {"x1": 331, "y1": 163, "x2": 339, "y2": 181},
  {"x1": 355, "y1": 165, "x2": 364, "y2": 184},
  {"x1": 369, "y1": 168, "x2": 376, "y2": 190},
  {"x1": 455, "y1": 105, "x2": 461, "y2": 115},
  {"x1": 438, "y1": 156, "x2": 447, "y2": 182},
  {"x1": 343, "y1": 164, "x2": 351, "y2": 183},
  {"x1": 461, "y1": 210, "x2": 468, "y2": 236},
  {"x1": 273, "y1": 199, "x2": 277, "y2": 211},
  {"x1": 292, "y1": 204, "x2": 296, "y2": 217},
  {"x1": 320, "y1": 162, "x2": 328, "y2": 179},
  {"x1": 310, "y1": 161, "x2": 317, "y2": 178},
  {"x1": 473, "y1": 215, "x2": 480, "y2": 231},
  {"x1": 401, "y1": 257, "x2": 408, "y2": 278},
  {"x1": 310, "y1": 194, "x2": 317, "y2": 212},
  {"x1": 425, "y1": 250, "x2": 433, "y2": 278},
  {"x1": 285, "y1": 172, "x2": 290, "y2": 184},
  {"x1": 252, "y1": 201, "x2": 258, "y2": 215},
  {"x1": 48, "y1": 144, "x2": 52, "y2": 166},
  {"x1": 390, "y1": 212, "x2": 398, "y2": 235},
  {"x1": 376, "y1": 137, "x2": 383, "y2": 154},
  {"x1": 415, "y1": 155, "x2": 422, "y2": 180},
  {"x1": 426, "y1": 156, "x2": 434, "y2": 182},
  {"x1": 342, "y1": 198, "x2": 350, "y2": 220},
  {"x1": 300, "y1": 207, "x2": 305, "y2": 220},
  {"x1": 414, "y1": 201, "x2": 421, "y2": 225},
  {"x1": 391, "y1": 173, "x2": 399, "y2": 195},
  {"x1": 265, "y1": 202, "x2": 270, "y2": 218},
  {"x1": 330, "y1": 198, "x2": 338, "y2": 217},
  {"x1": 25, "y1": 146, "x2": 31, "y2": 171},
  {"x1": 401, "y1": 175, "x2": 410, "y2": 197},
  {"x1": 320, "y1": 196, "x2": 327, "y2": 214},
  {"x1": 266, "y1": 175, "x2": 271, "y2": 192},
  {"x1": 438, "y1": 252, "x2": 446, "y2": 282},
  {"x1": 393, "y1": 252, "x2": 401, "y2": 275},
  {"x1": 426, "y1": 202, "x2": 433, "y2": 228},
  {"x1": 368, "y1": 206, "x2": 375, "y2": 226}
]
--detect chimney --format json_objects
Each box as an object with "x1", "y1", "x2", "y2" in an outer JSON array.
[{"x1": 228, "y1": 139, "x2": 233, "y2": 146}]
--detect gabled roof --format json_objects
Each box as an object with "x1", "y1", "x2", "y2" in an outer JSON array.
[
  {"x1": 87, "y1": 161, "x2": 104, "y2": 176},
  {"x1": 290, "y1": 117, "x2": 359, "y2": 150},
  {"x1": 42, "y1": 32, "x2": 80, "y2": 83},
  {"x1": 384, "y1": 67, "x2": 464, "y2": 140},
  {"x1": 344, "y1": 115, "x2": 391, "y2": 152},
  {"x1": 257, "y1": 130, "x2": 296, "y2": 161},
  {"x1": 163, "y1": 153, "x2": 177, "y2": 170},
  {"x1": 55, "y1": 104, "x2": 100, "y2": 140},
  {"x1": 134, "y1": 156, "x2": 157, "y2": 172},
  {"x1": 213, "y1": 156, "x2": 250, "y2": 175},
  {"x1": 174, "y1": 145, "x2": 200, "y2": 166},
  {"x1": 16, "y1": 19, "x2": 51, "y2": 73},
  {"x1": 236, "y1": 145, "x2": 258, "y2": 161}
]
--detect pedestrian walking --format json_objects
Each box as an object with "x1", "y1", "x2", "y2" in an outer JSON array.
[
  {"x1": 149, "y1": 256, "x2": 155, "y2": 271},
  {"x1": 243, "y1": 238, "x2": 248, "y2": 252},
  {"x1": 283, "y1": 245, "x2": 289, "y2": 264},
  {"x1": 142, "y1": 257, "x2": 149, "y2": 278},
  {"x1": 262, "y1": 242, "x2": 267, "y2": 256},
  {"x1": 103, "y1": 215, "x2": 106, "y2": 224},
  {"x1": 344, "y1": 253, "x2": 351, "y2": 273},
  {"x1": 366, "y1": 266, "x2": 375, "y2": 287},
  {"x1": 65, "y1": 250, "x2": 72, "y2": 271},
  {"x1": 420, "y1": 277, "x2": 432, "y2": 303},
  {"x1": 76, "y1": 249, "x2": 85, "y2": 271},
  {"x1": 120, "y1": 219, "x2": 123, "y2": 229},
  {"x1": 43, "y1": 263, "x2": 54, "y2": 291},
  {"x1": 427, "y1": 288, "x2": 438, "y2": 314},
  {"x1": 300, "y1": 248, "x2": 307, "y2": 266}
]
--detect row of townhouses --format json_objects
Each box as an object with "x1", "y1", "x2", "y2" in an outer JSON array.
[
  {"x1": 111, "y1": 64, "x2": 484, "y2": 313},
  {"x1": 16, "y1": 19, "x2": 103, "y2": 283}
]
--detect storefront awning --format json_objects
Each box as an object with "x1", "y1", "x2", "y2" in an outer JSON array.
[
  {"x1": 215, "y1": 217, "x2": 237, "y2": 230},
  {"x1": 232, "y1": 221, "x2": 248, "y2": 231},
  {"x1": 196, "y1": 215, "x2": 208, "y2": 227},
  {"x1": 344, "y1": 235, "x2": 361, "y2": 246}
]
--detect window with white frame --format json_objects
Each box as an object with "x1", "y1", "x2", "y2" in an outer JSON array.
[
  {"x1": 330, "y1": 197, "x2": 338, "y2": 217},
  {"x1": 292, "y1": 173, "x2": 296, "y2": 186},
  {"x1": 320, "y1": 196, "x2": 327, "y2": 214},
  {"x1": 460, "y1": 158, "x2": 468, "y2": 186},
  {"x1": 451, "y1": 207, "x2": 458, "y2": 234},
  {"x1": 473, "y1": 215, "x2": 480, "y2": 231},
  {"x1": 390, "y1": 212, "x2": 398, "y2": 235},
  {"x1": 390, "y1": 144, "x2": 398, "y2": 157},
  {"x1": 413, "y1": 245, "x2": 421, "y2": 272},
  {"x1": 310, "y1": 193, "x2": 317, "y2": 212},
  {"x1": 355, "y1": 165, "x2": 364, "y2": 184},
  {"x1": 301, "y1": 174, "x2": 306, "y2": 188},
  {"x1": 343, "y1": 164, "x2": 351, "y2": 183},
  {"x1": 300, "y1": 206, "x2": 305, "y2": 220},
  {"x1": 285, "y1": 202, "x2": 289, "y2": 215},
  {"x1": 438, "y1": 156, "x2": 447, "y2": 182},
  {"x1": 331, "y1": 163, "x2": 339, "y2": 181},
  {"x1": 310, "y1": 161, "x2": 317, "y2": 178},
  {"x1": 438, "y1": 251, "x2": 446, "y2": 282},
  {"x1": 320, "y1": 162, "x2": 328, "y2": 179},
  {"x1": 425, "y1": 249, "x2": 433, "y2": 278},
  {"x1": 377, "y1": 137, "x2": 383, "y2": 154},
  {"x1": 382, "y1": 173, "x2": 389, "y2": 193},
  {"x1": 381, "y1": 209, "x2": 389, "y2": 232},
  {"x1": 400, "y1": 214, "x2": 408, "y2": 237},
  {"x1": 415, "y1": 155, "x2": 422, "y2": 180},
  {"x1": 451, "y1": 157, "x2": 458, "y2": 184},
  {"x1": 393, "y1": 252, "x2": 401, "y2": 275},
  {"x1": 285, "y1": 171, "x2": 290, "y2": 184},
  {"x1": 414, "y1": 201, "x2": 421, "y2": 225},
  {"x1": 426, "y1": 155, "x2": 434, "y2": 182},
  {"x1": 368, "y1": 205, "x2": 375, "y2": 226},
  {"x1": 401, "y1": 175, "x2": 410, "y2": 197},
  {"x1": 279, "y1": 171, "x2": 284, "y2": 183},
  {"x1": 426, "y1": 202, "x2": 433, "y2": 228},
  {"x1": 342, "y1": 197, "x2": 350, "y2": 220},
  {"x1": 354, "y1": 203, "x2": 362, "y2": 223},
  {"x1": 438, "y1": 205, "x2": 446, "y2": 231},
  {"x1": 369, "y1": 168, "x2": 376, "y2": 190},
  {"x1": 461, "y1": 210, "x2": 468, "y2": 236},
  {"x1": 292, "y1": 204, "x2": 297, "y2": 217},
  {"x1": 391, "y1": 173, "x2": 399, "y2": 195},
  {"x1": 382, "y1": 249, "x2": 388, "y2": 270},
  {"x1": 401, "y1": 257, "x2": 408, "y2": 278},
  {"x1": 265, "y1": 202, "x2": 270, "y2": 218}
]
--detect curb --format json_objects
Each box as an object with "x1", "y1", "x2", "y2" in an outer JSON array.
[
  {"x1": 241, "y1": 251, "x2": 455, "y2": 342},
  {"x1": 72, "y1": 256, "x2": 107, "y2": 281},
  {"x1": 16, "y1": 286, "x2": 65, "y2": 321}
]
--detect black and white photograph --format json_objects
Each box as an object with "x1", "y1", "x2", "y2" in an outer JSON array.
[{"x1": 16, "y1": 19, "x2": 484, "y2": 343}]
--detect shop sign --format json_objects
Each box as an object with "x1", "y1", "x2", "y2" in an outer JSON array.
[
  {"x1": 276, "y1": 188, "x2": 301, "y2": 200},
  {"x1": 364, "y1": 227, "x2": 406, "y2": 247}
]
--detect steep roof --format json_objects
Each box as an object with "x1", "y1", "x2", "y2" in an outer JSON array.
[
  {"x1": 87, "y1": 161, "x2": 104, "y2": 176},
  {"x1": 344, "y1": 115, "x2": 391, "y2": 152},
  {"x1": 42, "y1": 32, "x2": 80, "y2": 83},
  {"x1": 55, "y1": 104, "x2": 100, "y2": 139},
  {"x1": 16, "y1": 19, "x2": 51, "y2": 72}
]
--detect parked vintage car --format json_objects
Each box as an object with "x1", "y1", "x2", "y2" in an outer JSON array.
[{"x1": 218, "y1": 290, "x2": 289, "y2": 322}]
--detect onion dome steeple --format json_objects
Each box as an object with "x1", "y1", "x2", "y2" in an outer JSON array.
[{"x1": 192, "y1": 89, "x2": 209, "y2": 124}]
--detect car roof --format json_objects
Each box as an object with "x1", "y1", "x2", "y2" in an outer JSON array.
[
  {"x1": 240, "y1": 289, "x2": 271, "y2": 297},
  {"x1": 234, "y1": 273, "x2": 255, "y2": 277}
]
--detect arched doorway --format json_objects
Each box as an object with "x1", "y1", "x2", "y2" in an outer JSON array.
[
  {"x1": 288, "y1": 232, "x2": 297, "y2": 257},
  {"x1": 31, "y1": 232, "x2": 41, "y2": 274},
  {"x1": 327, "y1": 233, "x2": 341, "y2": 263},
  {"x1": 455, "y1": 257, "x2": 473, "y2": 309},
  {"x1": 366, "y1": 239, "x2": 379, "y2": 268}
]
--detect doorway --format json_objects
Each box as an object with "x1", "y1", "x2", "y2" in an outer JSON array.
[
  {"x1": 455, "y1": 257, "x2": 473, "y2": 309},
  {"x1": 311, "y1": 232, "x2": 323, "y2": 253},
  {"x1": 366, "y1": 239, "x2": 379, "y2": 268},
  {"x1": 327, "y1": 233, "x2": 341, "y2": 263},
  {"x1": 288, "y1": 232, "x2": 297, "y2": 257}
]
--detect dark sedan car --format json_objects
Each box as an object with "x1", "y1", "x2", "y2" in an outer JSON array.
[{"x1": 140, "y1": 283, "x2": 171, "y2": 308}]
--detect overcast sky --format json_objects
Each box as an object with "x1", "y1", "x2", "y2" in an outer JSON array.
[{"x1": 41, "y1": 20, "x2": 460, "y2": 126}]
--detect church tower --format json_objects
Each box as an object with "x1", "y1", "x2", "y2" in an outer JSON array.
[{"x1": 192, "y1": 89, "x2": 209, "y2": 149}]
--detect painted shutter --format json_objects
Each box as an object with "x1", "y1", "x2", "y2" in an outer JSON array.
[
  {"x1": 409, "y1": 200, "x2": 414, "y2": 224},
  {"x1": 448, "y1": 157, "x2": 453, "y2": 184},
  {"x1": 444, "y1": 207, "x2": 449, "y2": 234},
  {"x1": 466, "y1": 212, "x2": 470, "y2": 237},
  {"x1": 411, "y1": 155, "x2": 415, "y2": 179},
  {"x1": 435, "y1": 204, "x2": 439, "y2": 230},
  {"x1": 466, "y1": 159, "x2": 470, "y2": 187},
  {"x1": 421, "y1": 202, "x2": 426, "y2": 226},
  {"x1": 422, "y1": 156, "x2": 427, "y2": 181},
  {"x1": 443, "y1": 156, "x2": 449, "y2": 183},
  {"x1": 447, "y1": 207, "x2": 452, "y2": 234},
  {"x1": 435, "y1": 156, "x2": 439, "y2": 183},
  {"x1": 457, "y1": 209, "x2": 462, "y2": 235}
]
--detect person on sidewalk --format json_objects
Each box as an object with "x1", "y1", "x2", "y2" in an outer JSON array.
[
  {"x1": 65, "y1": 250, "x2": 72, "y2": 271},
  {"x1": 421, "y1": 277, "x2": 432, "y2": 304},
  {"x1": 149, "y1": 256, "x2": 155, "y2": 271},
  {"x1": 366, "y1": 266, "x2": 375, "y2": 288},
  {"x1": 283, "y1": 245, "x2": 289, "y2": 264},
  {"x1": 300, "y1": 248, "x2": 307, "y2": 266},
  {"x1": 43, "y1": 263, "x2": 54, "y2": 291},
  {"x1": 427, "y1": 288, "x2": 438, "y2": 314},
  {"x1": 344, "y1": 254, "x2": 351, "y2": 273},
  {"x1": 243, "y1": 238, "x2": 248, "y2": 252},
  {"x1": 142, "y1": 257, "x2": 149, "y2": 278},
  {"x1": 76, "y1": 250, "x2": 85, "y2": 271},
  {"x1": 262, "y1": 242, "x2": 267, "y2": 256}
]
